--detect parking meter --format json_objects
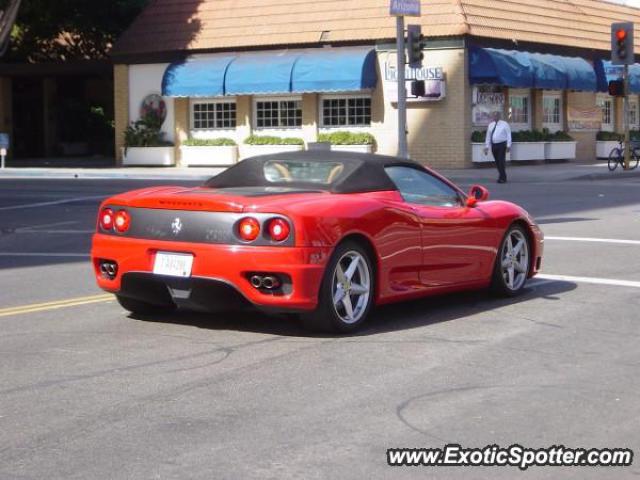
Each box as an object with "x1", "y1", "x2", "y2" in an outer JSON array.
[{"x1": 0, "y1": 133, "x2": 9, "y2": 169}]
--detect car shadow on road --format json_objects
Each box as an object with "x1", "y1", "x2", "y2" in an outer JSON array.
[{"x1": 128, "y1": 278, "x2": 578, "y2": 338}]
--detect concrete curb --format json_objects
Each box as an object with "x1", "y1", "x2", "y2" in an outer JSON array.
[{"x1": 0, "y1": 168, "x2": 217, "y2": 181}]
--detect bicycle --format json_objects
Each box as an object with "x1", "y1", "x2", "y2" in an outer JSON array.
[{"x1": 608, "y1": 139, "x2": 640, "y2": 171}]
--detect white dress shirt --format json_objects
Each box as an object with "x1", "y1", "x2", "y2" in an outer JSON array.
[{"x1": 485, "y1": 120, "x2": 512, "y2": 148}]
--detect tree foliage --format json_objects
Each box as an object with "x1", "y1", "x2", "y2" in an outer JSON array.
[{"x1": 0, "y1": 0, "x2": 149, "y2": 62}]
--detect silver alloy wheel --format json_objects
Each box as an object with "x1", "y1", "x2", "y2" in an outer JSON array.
[
  {"x1": 501, "y1": 229, "x2": 529, "y2": 291},
  {"x1": 331, "y1": 250, "x2": 371, "y2": 325}
]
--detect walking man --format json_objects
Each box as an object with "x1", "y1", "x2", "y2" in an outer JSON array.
[{"x1": 484, "y1": 112, "x2": 512, "y2": 183}]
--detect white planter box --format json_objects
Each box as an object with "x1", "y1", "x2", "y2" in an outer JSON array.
[
  {"x1": 510, "y1": 142, "x2": 545, "y2": 161},
  {"x1": 122, "y1": 147, "x2": 175, "y2": 166},
  {"x1": 471, "y1": 143, "x2": 511, "y2": 163},
  {"x1": 545, "y1": 141, "x2": 576, "y2": 161},
  {"x1": 330, "y1": 144, "x2": 374, "y2": 154},
  {"x1": 180, "y1": 145, "x2": 238, "y2": 166},
  {"x1": 240, "y1": 144, "x2": 304, "y2": 160},
  {"x1": 596, "y1": 141, "x2": 619, "y2": 159}
]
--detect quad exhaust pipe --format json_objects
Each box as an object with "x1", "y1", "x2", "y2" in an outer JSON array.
[
  {"x1": 99, "y1": 261, "x2": 118, "y2": 280},
  {"x1": 250, "y1": 274, "x2": 281, "y2": 291}
]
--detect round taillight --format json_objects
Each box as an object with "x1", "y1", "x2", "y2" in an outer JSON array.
[
  {"x1": 268, "y1": 218, "x2": 290, "y2": 242},
  {"x1": 100, "y1": 208, "x2": 114, "y2": 231},
  {"x1": 114, "y1": 210, "x2": 131, "y2": 233},
  {"x1": 238, "y1": 217, "x2": 260, "y2": 242}
]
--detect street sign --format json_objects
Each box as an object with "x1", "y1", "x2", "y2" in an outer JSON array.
[{"x1": 390, "y1": 0, "x2": 421, "y2": 17}]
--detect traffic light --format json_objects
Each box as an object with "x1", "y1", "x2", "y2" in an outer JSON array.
[
  {"x1": 611, "y1": 22, "x2": 634, "y2": 65},
  {"x1": 407, "y1": 24, "x2": 424, "y2": 69},
  {"x1": 608, "y1": 79, "x2": 625, "y2": 97}
]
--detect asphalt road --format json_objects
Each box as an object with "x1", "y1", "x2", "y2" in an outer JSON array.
[{"x1": 0, "y1": 174, "x2": 639, "y2": 480}]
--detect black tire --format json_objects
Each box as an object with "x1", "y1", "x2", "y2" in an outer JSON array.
[
  {"x1": 302, "y1": 240, "x2": 375, "y2": 334},
  {"x1": 116, "y1": 295, "x2": 176, "y2": 316},
  {"x1": 608, "y1": 148, "x2": 621, "y2": 172},
  {"x1": 491, "y1": 225, "x2": 531, "y2": 297},
  {"x1": 630, "y1": 151, "x2": 640, "y2": 170}
]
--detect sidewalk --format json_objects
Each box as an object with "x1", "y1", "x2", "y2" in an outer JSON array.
[{"x1": 0, "y1": 160, "x2": 639, "y2": 183}]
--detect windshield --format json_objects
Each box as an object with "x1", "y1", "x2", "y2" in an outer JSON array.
[{"x1": 263, "y1": 160, "x2": 345, "y2": 185}]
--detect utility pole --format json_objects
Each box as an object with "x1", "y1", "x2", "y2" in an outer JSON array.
[
  {"x1": 390, "y1": 0, "x2": 421, "y2": 159},
  {"x1": 396, "y1": 16, "x2": 408, "y2": 159},
  {"x1": 611, "y1": 22, "x2": 634, "y2": 170}
]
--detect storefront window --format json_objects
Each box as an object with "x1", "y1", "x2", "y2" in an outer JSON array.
[
  {"x1": 543, "y1": 94, "x2": 562, "y2": 129},
  {"x1": 509, "y1": 90, "x2": 530, "y2": 129},
  {"x1": 192, "y1": 100, "x2": 237, "y2": 130},
  {"x1": 629, "y1": 98, "x2": 638, "y2": 128},
  {"x1": 255, "y1": 98, "x2": 302, "y2": 128},
  {"x1": 321, "y1": 96, "x2": 371, "y2": 127},
  {"x1": 472, "y1": 86, "x2": 505, "y2": 127}
]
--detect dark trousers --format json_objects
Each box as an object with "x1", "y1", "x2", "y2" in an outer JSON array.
[{"x1": 491, "y1": 141, "x2": 507, "y2": 181}]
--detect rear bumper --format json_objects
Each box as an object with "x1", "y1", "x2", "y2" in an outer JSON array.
[{"x1": 91, "y1": 234, "x2": 331, "y2": 311}]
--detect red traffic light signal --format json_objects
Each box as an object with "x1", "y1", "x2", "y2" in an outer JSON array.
[{"x1": 611, "y1": 22, "x2": 634, "y2": 65}]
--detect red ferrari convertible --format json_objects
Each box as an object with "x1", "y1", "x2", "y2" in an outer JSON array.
[{"x1": 92, "y1": 151, "x2": 543, "y2": 332}]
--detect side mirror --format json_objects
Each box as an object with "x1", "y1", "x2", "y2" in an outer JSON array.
[{"x1": 466, "y1": 185, "x2": 490, "y2": 207}]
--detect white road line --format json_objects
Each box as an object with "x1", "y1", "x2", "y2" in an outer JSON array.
[
  {"x1": 0, "y1": 196, "x2": 105, "y2": 211},
  {"x1": 545, "y1": 236, "x2": 640, "y2": 246},
  {"x1": 537, "y1": 274, "x2": 640, "y2": 289},
  {"x1": 0, "y1": 253, "x2": 89, "y2": 258}
]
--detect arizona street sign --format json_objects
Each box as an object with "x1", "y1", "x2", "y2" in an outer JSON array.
[{"x1": 390, "y1": 0, "x2": 421, "y2": 16}]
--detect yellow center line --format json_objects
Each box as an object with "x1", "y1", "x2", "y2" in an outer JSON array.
[{"x1": 0, "y1": 294, "x2": 114, "y2": 318}]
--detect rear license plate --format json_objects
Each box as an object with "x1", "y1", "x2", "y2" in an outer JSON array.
[{"x1": 153, "y1": 252, "x2": 194, "y2": 278}]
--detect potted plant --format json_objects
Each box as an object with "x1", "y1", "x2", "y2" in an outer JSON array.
[
  {"x1": 123, "y1": 112, "x2": 175, "y2": 166},
  {"x1": 180, "y1": 138, "x2": 238, "y2": 167},
  {"x1": 511, "y1": 129, "x2": 546, "y2": 161},
  {"x1": 317, "y1": 131, "x2": 376, "y2": 154},
  {"x1": 470, "y1": 130, "x2": 511, "y2": 163},
  {"x1": 241, "y1": 135, "x2": 304, "y2": 159},
  {"x1": 544, "y1": 130, "x2": 577, "y2": 161},
  {"x1": 596, "y1": 131, "x2": 623, "y2": 159}
]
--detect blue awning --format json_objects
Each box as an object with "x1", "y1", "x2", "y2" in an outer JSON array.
[
  {"x1": 598, "y1": 60, "x2": 640, "y2": 93},
  {"x1": 292, "y1": 47, "x2": 378, "y2": 93},
  {"x1": 225, "y1": 51, "x2": 299, "y2": 95},
  {"x1": 470, "y1": 47, "x2": 598, "y2": 91},
  {"x1": 162, "y1": 55, "x2": 236, "y2": 97},
  {"x1": 469, "y1": 47, "x2": 534, "y2": 88}
]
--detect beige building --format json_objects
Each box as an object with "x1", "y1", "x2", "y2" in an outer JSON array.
[{"x1": 112, "y1": 0, "x2": 640, "y2": 169}]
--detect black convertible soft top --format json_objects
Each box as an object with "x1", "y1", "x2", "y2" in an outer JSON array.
[{"x1": 205, "y1": 150, "x2": 424, "y2": 194}]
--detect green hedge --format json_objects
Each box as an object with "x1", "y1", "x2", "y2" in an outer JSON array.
[
  {"x1": 244, "y1": 135, "x2": 304, "y2": 146},
  {"x1": 472, "y1": 129, "x2": 574, "y2": 142},
  {"x1": 183, "y1": 138, "x2": 236, "y2": 147},
  {"x1": 471, "y1": 130, "x2": 486, "y2": 143},
  {"x1": 317, "y1": 131, "x2": 376, "y2": 145},
  {"x1": 596, "y1": 131, "x2": 623, "y2": 141}
]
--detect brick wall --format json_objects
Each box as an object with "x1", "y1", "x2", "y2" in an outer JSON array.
[
  {"x1": 371, "y1": 48, "x2": 470, "y2": 169},
  {"x1": 566, "y1": 91, "x2": 597, "y2": 161},
  {"x1": 174, "y1": 98, "x2": 189, "y2": 166},
  {"x1": 113, "y1": 64, "x2": 129, "y2": 165}
]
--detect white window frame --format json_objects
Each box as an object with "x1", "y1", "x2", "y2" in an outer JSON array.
[
  {"x1": 629, "y1": 96, "x2": 639, "y2": 129},
  {"x1": 190, "y1": 98, "x2": 237, "y2": 131},
  {"x1": 508, "y1": 89, "x2": 531, "y2": 131},
  {"x1": 253, "y1": 96, "x2": 303, "y2": 130},
  {"x1": 319, "y1": 93, "x2": 373, "y2": 128},
  {"x1": 597, "y1": 94, "x2": 615, "y2": 132},
  {"x1": 542, "y1": 91, "x2": 563, "y2": 132}
]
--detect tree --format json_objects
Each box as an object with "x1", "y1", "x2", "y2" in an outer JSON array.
[
  {"x1": 0, "y1": 0, "x2": 149, "y2": 62},
  {"x1": 0, "y1": 0, "x2": 21, "y2": 56}
]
